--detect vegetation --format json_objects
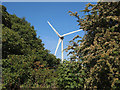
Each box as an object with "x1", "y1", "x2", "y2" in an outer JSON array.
[
  {"x1": 67, "y1": 1, "x2": 120, "y2": 89},
  {"x1": 1, "y1": 1, "x2": 120, "y2": 89},
  {"x1": 1, "y1": 5, "x2": 60, "y2": 89},
  {"x1": 56, "y1": 60, "x2": 84, "y2": 88}
]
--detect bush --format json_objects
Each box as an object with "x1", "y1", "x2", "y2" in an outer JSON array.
[{"x1": 56, "y1": 60, "x2": 85, "y2": 88}]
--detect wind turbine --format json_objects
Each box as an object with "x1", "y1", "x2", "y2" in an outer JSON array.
[{"x1": 47, "y1": 21, "x2": 82, "y2": 63}]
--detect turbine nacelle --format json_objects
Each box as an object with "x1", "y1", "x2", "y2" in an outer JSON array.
[
  {"x1": 60, "y1": 36, "x2": 64, "y2": 40},
  {"x1": 47, "y1": 21, "x2": 82, "y2": 63}
]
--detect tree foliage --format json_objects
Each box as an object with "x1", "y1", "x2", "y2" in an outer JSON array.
[
  {"x1": 67, "y1": 2, "x2": 120, "y2": 89},
  {"x1": 56, "y1": 60, "x2": 84, "y2": 88},
  {"x1": 1, "y1": 5, "x2": 60, "y2": 89}
]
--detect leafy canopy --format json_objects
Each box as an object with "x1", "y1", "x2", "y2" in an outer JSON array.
[
  {"x1": 2, "y1": 5, "x2": 60, "y2": 89},
  {"x1": 67, "y1": 2, "x2": 120, "y2": 89}
]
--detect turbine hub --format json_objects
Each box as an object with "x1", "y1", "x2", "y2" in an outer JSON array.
[{"x1": 60, "y1": 36, "x2": 64, "y2": 40}]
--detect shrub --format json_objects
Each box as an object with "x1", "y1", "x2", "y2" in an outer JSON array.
[{"x1": 56, "y1": 60, "x2": 85, "y2": 88}]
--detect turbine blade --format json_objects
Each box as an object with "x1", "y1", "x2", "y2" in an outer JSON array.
[
  {"x1": 55, "y1": 38, "x2": 61, "y2": 55},
  {"x1": 62, "y1": 29, "x2": 83, "y2": 37},
  {"x1": 47, "y1": 21, "x2": 61, "y2": 37}
]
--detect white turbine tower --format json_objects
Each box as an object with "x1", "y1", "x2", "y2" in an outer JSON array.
[{"x1": 47, "y1": 21, "x2": 82, "y2": 63}]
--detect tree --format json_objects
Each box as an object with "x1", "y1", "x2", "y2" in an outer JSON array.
[
  {"x1": 1, "y1": 5, "x2": 60, "y2": 89},
  {"x1": 67, "y1": 2, "x2": 120, "y2": 89}
]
